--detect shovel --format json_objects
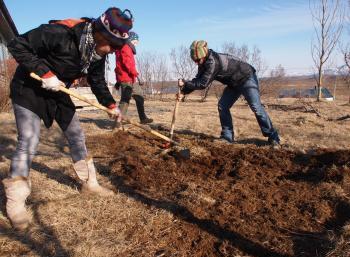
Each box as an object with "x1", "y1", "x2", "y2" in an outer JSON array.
[
  {"x1": 30, "y1": 72, "x2": 190, "y2": 159},
  {"x1": 159, "y1": 81, "x2": 190, "y2": 158},
  {"x1": 162, "y1": 82, "x2": 181, "y2": 150}
]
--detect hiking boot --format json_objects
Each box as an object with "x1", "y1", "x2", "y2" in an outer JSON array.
[
  {"x1": 268, "y1": 137, "x2": 281, "y2": 149},
  {"x1": 219, "y1": 128, "x2": 233, "y2": 144},
  {"x1": 140, "y1": 117, "x2": 153, "y2": 124},
  {"x1": 214, "y1": 136, "x2": 233, "y2": 144},
  {"x1": 113, "y1": 121, "x2": 122, "y2": 130}
]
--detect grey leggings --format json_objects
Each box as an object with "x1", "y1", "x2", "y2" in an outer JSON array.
[{"x1": 10, "y1": 104, "x2": 88, "y2": 178}]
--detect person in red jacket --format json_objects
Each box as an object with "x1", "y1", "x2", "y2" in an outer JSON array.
[{"x1": 114, "y1": 32, "x2": 153, "y2": 128}]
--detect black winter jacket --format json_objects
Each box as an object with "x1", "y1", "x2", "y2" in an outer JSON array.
[
  {"x1": 8, "y1": 21, "x2": 116, "y2": 130},
  {"x1": 182, "y1": 49, "x2": 256, "y2": 94}
]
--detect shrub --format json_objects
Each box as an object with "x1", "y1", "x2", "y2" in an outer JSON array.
[{"x1": 0, "y1": 58, "x2": 17, "y2": 112}]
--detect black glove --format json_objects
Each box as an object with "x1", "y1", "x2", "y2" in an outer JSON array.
[{"x1": 115, "y1": 82, "x2": 120, "y2": 90}]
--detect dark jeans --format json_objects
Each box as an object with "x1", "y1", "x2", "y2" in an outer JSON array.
[{"x1": 218, "y1": 74, "x2": 279, "y2": 142}]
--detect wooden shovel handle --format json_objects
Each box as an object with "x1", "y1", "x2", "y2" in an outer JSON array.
[
  {"x1": 30, "y1": 72, "x2": 115, "y2": 116},
  {"x1": 30, "y1": 72, "x2": 179, "y2": 145},
  {"x1": 170, "y1": 87, "x2": 181, "y2": 139}
]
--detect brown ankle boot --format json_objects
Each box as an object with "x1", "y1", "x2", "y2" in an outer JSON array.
[
  {"x1": 140, "y1": 117, "x2": 153, "y2": 124},
  {"x1": 3, "y1": 176, "x2": 31, "y2": 230},
  {"x1": 73, "y1": 157, "x2": 114, "y2": 197}
]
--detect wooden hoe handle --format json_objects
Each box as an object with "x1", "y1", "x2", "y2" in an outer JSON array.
[{"x1": 30, "y1": 72, "x2": 179, "y2": 145}]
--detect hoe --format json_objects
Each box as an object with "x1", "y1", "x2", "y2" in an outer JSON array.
[{"x1": 30, "y1": 73, "x2": 190, "y2": 159}]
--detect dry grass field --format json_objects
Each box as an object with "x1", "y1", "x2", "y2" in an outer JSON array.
[{"x1": 1, "y1": 93, "x2": 350, "y2": 256}]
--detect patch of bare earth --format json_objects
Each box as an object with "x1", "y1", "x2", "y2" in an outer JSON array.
[{"x1": 1, "y1": 97, "x2": 350, "y2": 256}]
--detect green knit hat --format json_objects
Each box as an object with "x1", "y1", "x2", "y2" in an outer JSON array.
[{"x1": 190, "y1": 40, "x2": 209, "y2": 61}]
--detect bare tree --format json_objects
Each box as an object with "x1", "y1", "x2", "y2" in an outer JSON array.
[
  {"x1": 136, "y1": 51, "x2": 170, "y2": 98},
  {"x1": 341, "y1": 9, "x2": 350, "y2": 102},
  {"x1": 221, "y1": 42, "x2": 247, "y2": 60},
  {"x1": 261, "y1": 64, "x2": 286, "y2": 96},
  {"x1": 137, "y1": 51, "x2": 155, "y2": 96},
  {"x1": 0, "y1": 58, "x2": 17, "y2": 111},
  {"x1": 345, "y1": 51, "x2": 350, "y2": 71},
  {"x1": 340, "y1": 64, "x2": 350, "y2": 103},
  {"x1": 170, "y1": 45, "x2": 197, "y2": 80},
  {"x1": 345, "y1": 50, "x2": 350, "y2": 103},
  {"x1": 343, "y1": 2, "x2": 350, "y2": 72},
  {"x1": 310, "y1": 0, "x2": 344, "y2": 101},
  {"x1": 211, "y1": 82, "x2": 225, "y2": 100},
  {"x1": 199, "y1": 81, "x2": 213, "y2": 102},
  {"x1": 170, "y1": 45, "x2": 197, "y2": 101},
  {"x1": 151, "y1": 53, "x2": 169, "y2": 99},
  {"x1": 221, "y1": 42, "x2": 268, "y2": 77},
  {"x1": 250, "y1": 46, "x2": 269, "y2": 77}
]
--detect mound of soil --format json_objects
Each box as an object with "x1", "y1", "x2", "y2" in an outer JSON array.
[{"x1": 89, "y1": 130, "x2": 350, "y2": 257}]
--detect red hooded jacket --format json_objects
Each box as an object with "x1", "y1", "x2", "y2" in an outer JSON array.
[{"x1": 115, "y1": 43, "x2": 138, "y2": 83}]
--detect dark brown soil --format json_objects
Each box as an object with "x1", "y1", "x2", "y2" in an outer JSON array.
[{"x1": 88, "y1": 130, "x2": 350, "y2": 257}]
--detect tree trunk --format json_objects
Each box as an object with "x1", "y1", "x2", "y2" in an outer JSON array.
[
  {"x1": 317, "y1": 68, "x2": 323, "y2": 101},
  {"x1": 333, "y1": 77, "x2": 337, "y2": 101},
  {"x1": 200, "y1": 86, "x2": 210, "y2": 102}
]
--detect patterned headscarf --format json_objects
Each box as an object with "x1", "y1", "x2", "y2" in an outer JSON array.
[{"x1": 79, "y1": 22, "x2": 101, "y2": 74}]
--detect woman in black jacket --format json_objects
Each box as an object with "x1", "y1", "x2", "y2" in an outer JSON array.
[
  {"x1": 2, "y1": 7, "x2": 133, "y2": 230},
  {"x1": 179, "y1": 40, "x2": 280, "y2": 146}
]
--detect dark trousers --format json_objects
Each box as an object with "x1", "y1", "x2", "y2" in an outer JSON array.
[{"x1": 119, "y1": 83, "x2": 147, "y2": 121}]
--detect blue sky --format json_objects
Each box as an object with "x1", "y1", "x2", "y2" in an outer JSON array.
[{"x1": 4, "y1": 0, "x2": 348, "y2": 77}]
